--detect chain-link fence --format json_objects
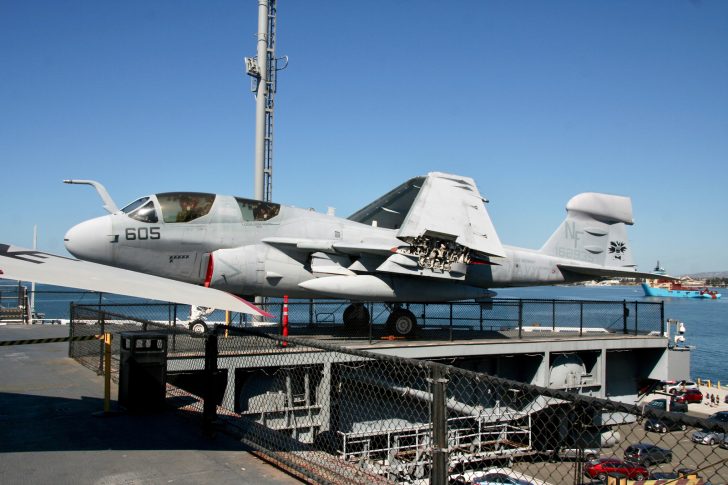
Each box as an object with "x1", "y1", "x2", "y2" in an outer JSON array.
[{"x1": 68, "y1": 303, "x2": 726, "y2": 484}]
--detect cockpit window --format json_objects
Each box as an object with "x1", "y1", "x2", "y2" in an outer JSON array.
[
  {"x1": 121, "y1": 197, "x2": 158, "y2": 223},
  {"x1": 157, "y1": 192, "x2": 216, "y2": 223},
  {"x1": 235, "y1": 198, "x2": 280, "y2": 222},
  {"x1": 121, "y1": 197, "x2": 150, "y2": 214}
]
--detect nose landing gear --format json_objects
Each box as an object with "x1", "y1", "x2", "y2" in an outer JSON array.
[{"x1": 342, "y1": 303, "x2": 370, "y2": 331}]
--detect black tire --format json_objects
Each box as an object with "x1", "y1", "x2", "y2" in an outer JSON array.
[
  {"x1": 596, "y1": 472, "x2": 607, "y2": 480},
  {"x1": 190, "y1": 320, "x2": 207, "y2": 335},
  {"x1": 680, "y1": 423, "x2": 687, "y2": 431},
  {"x1": 643, "y1": 458, "x2": 652, "y2": 467},
  {"x1": 386, "y1": 309, "x2": 417, "y2": 337},
  {"x1": 709, "y1": 438, "x2": 716, "y2": 445},
  {"x1": 343, "y1": 304, "x2": 370, "y2": 330},
  {"x1": 634, "y1": 473, "x2": 645, "y2": 480}
]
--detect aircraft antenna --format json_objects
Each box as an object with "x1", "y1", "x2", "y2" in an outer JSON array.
[{"x1": 246, "y1": 0, "x2": 288, "y2": 202}]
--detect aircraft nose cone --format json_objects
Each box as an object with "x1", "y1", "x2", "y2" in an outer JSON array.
[{"x1": 64, "y1": 216, "x2": 113, "y2": 263}]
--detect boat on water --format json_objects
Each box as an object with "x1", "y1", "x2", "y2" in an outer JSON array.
[{"x1": 642, "y1": 262, "x2": 722, "y2": 299}]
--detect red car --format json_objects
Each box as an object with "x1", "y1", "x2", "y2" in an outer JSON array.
[
  {"x1": 674, "y1": 388, "x2": 703, "y2": 404},
  {"x1": 583, "y1": 457, "x2": 649, "y2": 481}
]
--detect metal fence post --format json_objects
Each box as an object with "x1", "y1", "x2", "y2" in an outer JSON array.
[
  {"x1": 479, "y1": 303, "x2": 483, "y2": 332},
  {"x1": 203, "y1": 331, "x2": 219, "y2": 434},
  {"x1": 660, "y1": 302, "x2": 665, "y2": 336},
  {"x1": 623, "y1": 300, "x2": 628, "y2": 335},
  {"x1": 634, "y1": 302, "x2": 639, "y2": 336},
  {"x1": 368, "y1": 302, "x2": 373, "y2": 345},
  {"x1": 68, "y1": 303, "x2": 76, "y2": 358},
  {"x1": 308, "y1": 299, "x2": 314, "y2": 326},
  {"x1": 98, "y1": 311, "x2": 106, "y2": 375},
  {"x1": 172, "y1": 304, "x2": 177, "y2": 353},
  {"x1": 518, "y1": 300, "x2": 523, "y2": 339},
  {"x1": 552, "y1": 299, "x2": 556, "y2": 331},
  {"x1": 430, "y1": 365, "x2": 448, "y2": 485},
  {"x1": 579, "y1": 303, "x2": 583, "y2": 337},
  {"x1": 449, "y1": 304, "x2": 453, "y2": 341}
]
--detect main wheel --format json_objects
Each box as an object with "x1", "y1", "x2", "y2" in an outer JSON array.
[
  {"x1": 634, "y1": 473, "x2": 645, "y2": 480},
  {"x1": 190, "y1": 319, "x2": 207, "y2": 335},
  {"x1": 343, "y1": 304, "x2": 370, "y2": 330},
  {"x1": 386, "y1": 309, "x2": 417, "y2": 337},
  {"x1": 596, "y1": 473, "x2": 607, "y2": 480}
]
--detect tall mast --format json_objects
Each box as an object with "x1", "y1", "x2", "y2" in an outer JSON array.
[{"x1": 246, "y1": 0, "x2": 286, "y2": 202}]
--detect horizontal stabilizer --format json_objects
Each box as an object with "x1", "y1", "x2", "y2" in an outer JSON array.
[
  {"x1": 558, "y1": 264, "x2": 680, "y2": 281},
  {"x1": 0, "y1": 243, "x2": 272, "y2": 317}
]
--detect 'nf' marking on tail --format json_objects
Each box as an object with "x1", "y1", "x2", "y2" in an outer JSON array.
[{"x1": 564, "y1": 222, "x2": 582, "y2": 248}]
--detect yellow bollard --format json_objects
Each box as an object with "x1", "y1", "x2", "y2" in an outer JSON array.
[
  {"x1": 225, "y1": 311, "x2": 230, "y2": 338},
  {"x1": 707, "y1": 379, "x2": 712, "y2": 388},
  {"x1": 698, "y1": 378, "x2": 702, "y2": 386}
]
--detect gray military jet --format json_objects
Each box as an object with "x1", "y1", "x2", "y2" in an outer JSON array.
[{"x1": 1, "y1": 172, "x2": 664, "y2": 335}]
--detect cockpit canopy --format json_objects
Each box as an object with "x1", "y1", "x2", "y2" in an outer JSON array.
[
  {"x1": 235, "y1": 197, "x2": 280, "y2": 222},
  {"x1": 121, "y1": 196, "x2": 159, "y2": 223},
  {"x1": 120, "y1": 192, "x2": 215, "y2": 223},
  {"x1": 120, "y1": 192, "x2": 281, "y2": 223},
  {"x1": 157, "y1": 192, "x2": 216, "y2": 223}
]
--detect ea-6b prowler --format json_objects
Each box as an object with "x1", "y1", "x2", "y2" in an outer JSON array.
[{"x1": 50, "y1": 172, "x2": 661, "y2": 336}]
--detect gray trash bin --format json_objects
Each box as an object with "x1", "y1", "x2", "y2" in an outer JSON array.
[{"x1": 119, "y1": 332, "x2": 168, "y2": 412}]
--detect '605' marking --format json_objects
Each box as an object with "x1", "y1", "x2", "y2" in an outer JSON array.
[{"x1": 125, "y1": 227, "x2": 161, "y2": 240}]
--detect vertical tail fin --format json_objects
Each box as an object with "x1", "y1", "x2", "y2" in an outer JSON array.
[{"x1": 539, "y1": 193, "x2": 636, "y2": 269}]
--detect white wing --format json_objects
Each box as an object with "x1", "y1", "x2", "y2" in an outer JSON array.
[
  {"x1": 0, "y1": 243, "x2": 271, "y2": 318},
  {"x1": 396, "y1": 172, "x2": 505, "y2": 258}
]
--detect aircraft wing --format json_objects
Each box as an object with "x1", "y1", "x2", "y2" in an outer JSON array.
[
  {"x1": 0, "y1": 243, "x2": 272, "y2": 318},
  {"x1": 396, "y1": 172, "x2": 506, "y2": 258},
  {"x1": 558, "y1": 263, "x2": 680, "y2": 281},
  {"x1": 348, "y1": 176, "x2": 426, "y2": 229}
]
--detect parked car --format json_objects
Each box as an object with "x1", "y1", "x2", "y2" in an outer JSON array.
[
  {"x1": 449, "y1": 467, "x2": 550, "y2": 485},
  {"x1": 673, "y1": 388, "x2": 703, "y2": 404},
  {"x1": 644, "y1": 416, "x2": 687, "y2": 433},
  {"x1": 664, "y1": 380, "x2": 698, "y2": 394},
  {"x1": 583, "y1": 457, "x2": 649, "y2": 481},
  {"x1": 651, "y1": 468, "x2": 703, "y2": 480},
  {"x1": 707, "y1": 411, "x2": 728, "y2": 423},
  {"x1": 624, "y1": 443, "x2": 672, "y2": 466},
  {"x1": 643, "y1": 397, "x2": 688, "y2": 414},
  {"x1": 692, "y1": 428, "x2": 727, "y2": 446},
  {"x1": 544, "y1": 447, "x2": 600, "y2": 461}
]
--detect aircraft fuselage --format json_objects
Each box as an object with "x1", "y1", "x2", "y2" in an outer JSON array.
[{"x1": 64, "y1": 192, "x2": 573, "y2": 302}]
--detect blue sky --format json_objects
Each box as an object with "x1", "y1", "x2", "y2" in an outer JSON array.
[{"x1": 1, "y1": 0, "x2": 726, "y2": 276}]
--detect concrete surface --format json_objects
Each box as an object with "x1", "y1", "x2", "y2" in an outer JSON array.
[{"x1": 0, "y1": 324, "x2": 298, "y2": 485}]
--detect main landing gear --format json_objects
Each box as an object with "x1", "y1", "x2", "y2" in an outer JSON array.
[{"x1": 342, "y1": 303, "x2": 418, "y2": 338}]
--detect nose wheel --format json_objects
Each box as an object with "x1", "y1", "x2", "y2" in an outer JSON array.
[
  {"x1": 386, "y1": 308, "x2": 417, "y2": 338},
  {"x1": 343, "y1": 303, "x2": 370, "y2": 330}
]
